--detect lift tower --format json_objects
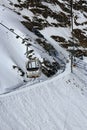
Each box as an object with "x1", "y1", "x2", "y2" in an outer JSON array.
[{"x1": 70, "y1": 0, "x2": 74, "y2": 73}]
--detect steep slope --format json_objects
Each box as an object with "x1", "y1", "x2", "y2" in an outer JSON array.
[
  {"x1": 0, "y1": 5, "x2": 67, "y2": 94},
  {"x1": 0, "y1": 5, "x2": 26, "y2": 93},
  {"x1": 1, "y1": 0, "x2": 87, "y2": 48},
  {"x1": 0, "y1": 5, "x2": 44, "y2": 93}
]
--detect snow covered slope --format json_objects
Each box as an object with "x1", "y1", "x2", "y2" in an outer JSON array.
[
  {"x1": 0, "y1": 4, "x2": 68, "y2": 94},
  {"x1": 0, "y1": 5, "x2": 44, "y2": 93},
  {"x1": 1, "y1": 0, "x2": 87, "y2": 48},
  {"x1": 0, "y1": 62, "x2": 87, "y2": 130},
  {"x1": 0, "y1": 5, "x2": 26, "y2": 93},
  {"x1": 0, "y1": 1, "x2": 87, "y2": 130}
]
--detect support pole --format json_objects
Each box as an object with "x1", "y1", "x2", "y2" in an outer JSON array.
[
  {"x1": 26, "y1": 43, "x2": 28, "y2": 58},
  {"x1": 70, "y1": 0, "x2": 74, "y2": 73}
]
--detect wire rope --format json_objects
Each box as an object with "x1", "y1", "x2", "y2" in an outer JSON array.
[{"x1": 0, "y1": 22, "x2": 45, "y2": 53}]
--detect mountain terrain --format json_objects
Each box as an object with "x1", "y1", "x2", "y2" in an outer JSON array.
[
  {"x1": 1, "y1": 0, "x2": 87, "y2": 47},
  {"x1": 0, "y1": 0, "x2": 87, "y2": 130}
]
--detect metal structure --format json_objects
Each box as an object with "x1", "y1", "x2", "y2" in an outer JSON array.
[
  {"x1": 70, "y1": 0, "x2": 74, "y2": 73},
  {"x1": 26, "y1": 58, "x2": 41, "y2": 78},
  {"x1": 25, "y1": 44, "x2": 41, "y2": 78}
]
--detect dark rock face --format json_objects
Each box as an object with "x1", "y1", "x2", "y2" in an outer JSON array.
[{"x1": 10, "y1": 0, "x2": 86, "y2": 48}]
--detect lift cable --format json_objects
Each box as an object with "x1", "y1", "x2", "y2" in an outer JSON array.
[{"x1": 0, "y1": 22, "x2": 45, "y2": 53}]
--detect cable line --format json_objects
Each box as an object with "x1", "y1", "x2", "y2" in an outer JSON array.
[{"x1": 0, "y1": 22, "x2": 45, "y2": 53}]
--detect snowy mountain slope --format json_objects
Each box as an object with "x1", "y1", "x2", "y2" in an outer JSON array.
[
  {"x1": 0, "y1": 6, "x2": 26, "y2": 92},
  {"x1": 0, "y1": 62, "x2": 87, "y2": 130},
  {"x1": 0, "y1": 5, "x2": 67, "y2": 93},
  {"x1": 0, "y1": 1, "x2": 87, "y2": 130},
  {"x1": 1, "y1": 0, "x2": 87, "y2": 48},
  {"x1": 0, "y1": 5, "x2": 44, "y2": 93}
]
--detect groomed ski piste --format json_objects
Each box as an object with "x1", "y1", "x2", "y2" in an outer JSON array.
[{"x1": 0, "y1": 4, "x2": 87, "y2": 130}]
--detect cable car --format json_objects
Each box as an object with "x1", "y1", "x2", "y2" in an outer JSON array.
[{"x1": 26, "y1": 58, "x2": 41, "y2": 78}]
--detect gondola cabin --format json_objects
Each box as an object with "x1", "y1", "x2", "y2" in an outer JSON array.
[{"x1": 26, "y1": 59, "x2": 41, "y2": 78}]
